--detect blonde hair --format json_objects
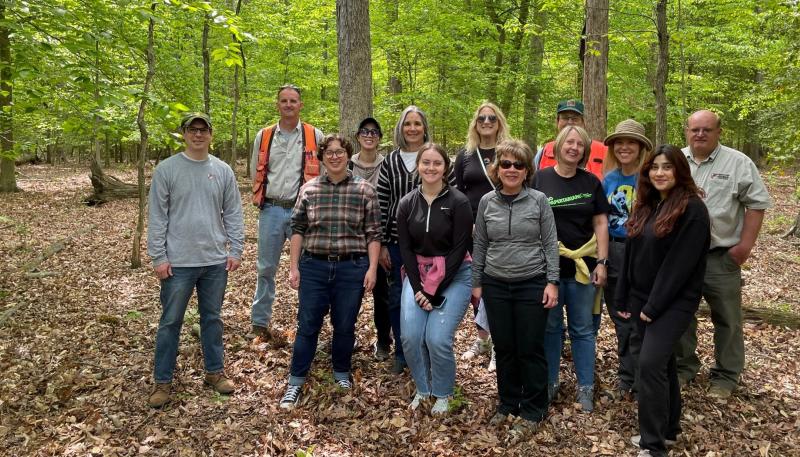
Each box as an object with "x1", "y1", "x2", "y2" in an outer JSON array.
[
  {"x1": 465, "y1": 102, "x2": 510, "y2": 152},
  {"x1": 554, "y1": 126, "x2": 592, "y2": 168},
  {"x1": 603, "y1": 137, "x2": 649, "y2": 174},
  {"x1": 488, "y1": 139, "x2": 533, "y2": 188}
]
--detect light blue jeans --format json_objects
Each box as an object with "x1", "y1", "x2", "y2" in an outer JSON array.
[
  {"x1": 251, "y1": 202, "x2": 293, "y2": 327},
  {"x1": 400, "y1": 262, "x2": 471, "y2": 398},
  {"x1": 544, "y1": 278, "x2": 597, "y2": 388},
  {"x1": 154, "y1": 262, "x2": 228, "y2": 383}
]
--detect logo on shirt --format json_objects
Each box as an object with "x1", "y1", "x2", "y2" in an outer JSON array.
[
  {"x1": 208, "y1": 173, "x2": 216, "y2": 181},
  {"x1": 711, "y1": 173, "x2": 729, "y2": 180}
]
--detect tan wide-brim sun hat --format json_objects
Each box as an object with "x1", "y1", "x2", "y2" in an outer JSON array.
[{"x1": 604, "y1": 119, "x2": 653, "y2": 151}]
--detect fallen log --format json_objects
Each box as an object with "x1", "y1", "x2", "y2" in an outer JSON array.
[
  {"x1": 697, "y1": 304, "x2": 800, "y2": 329},
  {"x1": 19, "y1": 224, "x2": 95, "y2": 272},
  {"x1": 84, "y1": 159, "x2": 141, "y2": 206}
]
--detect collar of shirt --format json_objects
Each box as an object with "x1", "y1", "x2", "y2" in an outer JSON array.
[
  {"x1": 322, "y1": 171, "x2": 353, "y2": 185},
  {"x1": 686, "y1": 143, "x2": 722, "y2": 164},
  {"x1": 276, "y1": 120, "x2": 302, "y2": 135}
]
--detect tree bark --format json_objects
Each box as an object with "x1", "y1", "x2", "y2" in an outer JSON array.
[
  {"x1": 384, "y1": 0, "x2": 402, "y2": 96},
  {"x1": 522, "y1": 4, "x2": 547, "y2": 149},
  {"x1": 336, "y1": 0, "x2": 373, "y2": 139},
  {"x1": 499, "y1": 0, "x2": 531, "y2": 116},
  {"x1": 486, "y1": 0, "x2": 505, "y2": 104},
  {"x1": 653, "y1": 0, "x2": 668, "y2": 145},
  {"x1": 227, "y1": 0, "x2": 244, "y2": 171},
  {"x1": 0, "y1": 1, "x2": 17, "y2": 193},
  {"x1": 132, "y1": 3, "x2": 157, "y2": 269},
  {"x1": 582, "y1": 0, "x2": 609, "y2": 140},
  {"x1": 202, "y1": 16, "x2": 211, "y2": 114}
]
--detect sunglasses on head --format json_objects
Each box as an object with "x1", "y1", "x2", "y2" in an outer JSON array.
[
  {"x1": 477, "y1": 114, "x2": 498, "y2": 124},
  {"x1": 358, "y1": 128, "x2": 380, "y2": 137},
  {"x1": 499, "y1": 160, "x2": 526, "y2": 170}
]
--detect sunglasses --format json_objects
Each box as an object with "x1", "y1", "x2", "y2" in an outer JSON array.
[
  {"x1": 499, "y1": 160, "x2": 526, "y2": 170},
  {"x1": 358, "y1": 128, "x2": 380, "y2": 137},
  {"x1": 477, "y1": 114, "x2": 498, "y2": 124}
]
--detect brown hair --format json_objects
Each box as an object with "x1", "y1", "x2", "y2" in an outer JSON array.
[
  {"x1": 488, "y1": 139, "x2": 533, "y2": 188},
  {"x1": 626, "y1": 144, "x2": 704, "y2": 238},
  {"x1": 317, "y1": 134, "x2": 353, "y2": 161},
  {"x1": 415, "y1": 142, "x2": 451, "y2": 185}
]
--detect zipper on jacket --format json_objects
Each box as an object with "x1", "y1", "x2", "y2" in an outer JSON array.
[
  {"x1": 426, "y1": 204, "x2": 432, "y2": 233},
  {"x1": 507, "y1": 201, "x2": 513, "y2": 235}
]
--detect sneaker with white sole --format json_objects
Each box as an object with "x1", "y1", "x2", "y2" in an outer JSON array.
[
  {"x1": 487, "y1": 348, "x2": 497, "y2": 372},
  {"x1": 576, "y1": 385, "x2": 594, "y2": 412},
  {"x1": 461, "y1": 338, "x2": 491, "y2": 360},
  {"x1": 431, "y1": 397, "x2": 450, "y2": 415},
  {"x1": 631, "y1": 434, "x2": 678, "y2": 447},
  {"x1": 409, "y1": 391, "x2": 429, "y2": 410},
  {"x1": 279, "y1": 385, "x2": 302, "y2": 409},
  {"x1": 335, "y1": 378, "x2": 352, "y2": 390}
]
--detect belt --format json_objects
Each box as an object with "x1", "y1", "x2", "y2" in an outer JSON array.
[
  {"x1": 610, "y1": 236, "x2": 626, "y2": 243},
  {"x1": 265, "y1": 198, "x2": 296, "y2": 209},
  {"x1": 306, "y1": 252, "x2": 367, "y2": 262},
  {"x1": 709, "y1": 246, "x2": 731, "y2": 254}
]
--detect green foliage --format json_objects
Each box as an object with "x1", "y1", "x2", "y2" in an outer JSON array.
[{"x1": 295, "y1": 445, "x2": 316, "y2": 457}]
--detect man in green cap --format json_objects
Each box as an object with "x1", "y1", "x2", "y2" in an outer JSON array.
[{"x1": 533, "y1": 99, "x2": 606, "y2": 179}]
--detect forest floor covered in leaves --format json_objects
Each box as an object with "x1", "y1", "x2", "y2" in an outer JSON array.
[{"x1": 1, "y1": 163, "x2": 799, "y2": 456}]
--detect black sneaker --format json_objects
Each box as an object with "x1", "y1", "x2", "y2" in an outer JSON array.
[
  {"x1": 374, "y1": 342, "x2": 391, "y2": 361},
  {"x1": 391, "y1": 358, "x2": 407, "y2": 375},
  {"x1": 279, "y1": 385, "x2": 302, "y2": 409}
]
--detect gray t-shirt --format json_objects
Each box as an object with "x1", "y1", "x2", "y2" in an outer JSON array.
[{"x1": 147, "y1": 152, "x2": 244, "y2": 267}]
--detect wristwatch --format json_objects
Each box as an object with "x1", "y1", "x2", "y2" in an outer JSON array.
[{"x1": 596, "y1": 258, "x2": 610, "y2": 266}]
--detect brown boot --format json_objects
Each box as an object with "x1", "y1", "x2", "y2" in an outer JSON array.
[
  {"x1": 148, "y1": 383, "x2": 172, "y2": 408},
  {"x1": 250, "y1": 325, "x2": 271, "y2": 341},
  {"x1": 205, "y1": 373, "x2": 235, "y2": 394}
]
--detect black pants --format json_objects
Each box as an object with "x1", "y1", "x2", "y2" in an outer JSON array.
[
  {"x1": 372, "y1": 267, "x2": 392, "y2": 348},
  {"x1": 482, "y1": 274, "x2": 549, "y2": 422},
  {"x1": 635, "y1": 305, "x2": 693, "y2": 455},
  {"x1": 604, "y1": 239, "x2": 640, "y2": 391}
]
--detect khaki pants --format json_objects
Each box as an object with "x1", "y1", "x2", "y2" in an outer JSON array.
[{"x1": 675, "y1": 249, "x2": 744, "y2": 390}]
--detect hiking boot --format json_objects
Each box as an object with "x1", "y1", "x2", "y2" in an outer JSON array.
[
  {"x1": 374, "y1": 341, "x2": 391, "y2": 361},
  {"x1": 250, "y1": 325, "x2": 271, "y2": 341},
  {"x1": 391, "y1": 358, "x2": 407, "y2": 375},
  {"x1": 576, "y1": 385, "x2": 594, "y2": 412},
  {"x1": 279, "y1": 385, "x2": 302, "y2": 409},
  {"x1": 431, "y1": 397, "x2": 450, "y2": 416},
  {"x1": 489, "y1": 412, "x2": 508, "y2": 425},
  {"x1": 631, "y1": 434, "x2": 678, "y2": 448},
  {"x1": 148, "y1": 383, "x2": 171, "y2": 408},
  {"x1": 205, "y1": 373, "x2": 235, "y2": 394},
  {"x1": 708, "y1": 384, "x2": 733, "y2": 399},
  {"x1": 487, "y1": 348, "x2": 497, "y2": 372},
  {"x1": 547, "y1": 382, "x2": 559, "y2": 402},
  {"x1": 409, "y1": 391, "x2": 429, "y2": 410},
  {"x1": 511, "y1": 418, "x2": 540, "y2": 434},
  {"x1": 461, "y1": 337, "x2": 491, "y2": 360},
  {"x1": 335, "y1": 378, "x2": 352, "y2": 390}
]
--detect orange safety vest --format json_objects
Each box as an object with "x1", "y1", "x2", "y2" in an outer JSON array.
[
  {"x1": 539, "y1": 140, "x2": 606, "y2": 179},
  {"x1": 252, "y1": 122, "x2": 320, "y2": 208}
]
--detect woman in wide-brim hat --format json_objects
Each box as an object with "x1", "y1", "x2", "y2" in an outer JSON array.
[{"x1": 600, "y1": 119, "x2": 652, "y2": 399}]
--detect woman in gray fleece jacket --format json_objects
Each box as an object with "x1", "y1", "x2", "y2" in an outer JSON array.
[{"x1": 471, "y1": 139, "x2": 560, "y2": 432}]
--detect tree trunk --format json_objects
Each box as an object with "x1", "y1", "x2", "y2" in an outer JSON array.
[
  {"x1": 384, "y1": 0, "x2": 402, "y2": 96},
  {"x1": 93, "y1": 39, "x2": 102, "y2": 164},
  {"x1": 322, "y1": 19, "x2": 331, "y2": 101},
  {"x1": 582, "y1": 0, "x2": 609, "y2": 140},
  {"x1": 132, "y1": 3, "x2": 157, "y2": 269},
  {"x1": 653, "y1": 0, "x2": 668, "y2": 145},
  {"x1": 336, "y1": 0, "x2": 373, "y2": 139},
  {"x1": 202, "y1": 16, "x2": 211, "y2": 114},
  {"x1": 242, "y1": 42, "x2": 251, "y2": 178},
  {"x1": 499, "y1": 0, "x2": 531, "y2": 116},
  {"x1": 486, "y1": 0, "x2": 505, "y2": 104},
  {"x1": 0, "y1": 1, "x2": 16, "y2": 193},
  {"x1": 85, "y1": 158, "x2": 140, "y2": 205},
  {"x1": 522, "y1": 5, "x2": 547, "y2": 149},
  {"x1": 227, "y1": 0, "x2": 243, "y2": 171}
]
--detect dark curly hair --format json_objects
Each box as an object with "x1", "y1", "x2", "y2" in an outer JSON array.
[{"x1": 317, "y1": 134, "x2": 354, "y2": 161}]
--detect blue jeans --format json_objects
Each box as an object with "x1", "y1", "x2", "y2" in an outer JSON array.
[
  {"x1": 400, "y1": 262, "x2": 471, "y2": 398},
  {"x1": 252, "y1": 203, "x2": 293, "y2": 327},
  {"x1": 154, "y1": 262, "x2": 228, "y2": 383},
  {"x1": 288, "y1": 255, "x2": 368, "y2": 386},
  {"x1": 544, "y1": 278, "x2": 597, "y2": 387},
  {"x1": 387, "y1": 244, "x2": 405, "y2": 362}
]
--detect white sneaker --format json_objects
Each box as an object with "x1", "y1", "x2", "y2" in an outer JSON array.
[
  {"x1": 431, "y1": 397, "x2": 450, "y2": 415},
  {"x1": 487, "y1": 348, "x2": 496, "y2": 372},
  {"x1": 461, "y1": 338, "x2": 490, "y2": 360},
  {"x1": 279, "y1": 385, "x2": 302, "y2": 409},
  {"x1": 409, "y1": 392, "x2": 429, "y2": 410}
]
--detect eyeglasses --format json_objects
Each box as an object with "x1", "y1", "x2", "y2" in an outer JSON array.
[
  {"x1": 499, "y1": 160, "x2": 526, "y2": 170},
  {"x1": 559, "y1": 114, "x2": 582, "y2": 123},
  {"x1": 358, "y1": 128, "x2": 380, "y2": 137},
  {"x1": 186, "y1": 127, "x2": 211, "y2": 135},
  {"x1": 477, "y1": 114, "x2": 498, "y2": 124},
  {"x1": 323, "y1": 149, "x2": 348, "y2": 158}
]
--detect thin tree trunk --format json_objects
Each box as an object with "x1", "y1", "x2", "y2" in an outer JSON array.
[
  {"x1": 132, "y1": 3, "x2": 157, "y2": 269},
  {"x1": 385, "y1": 0, "x2": 402, "y2": 96},
  {"x1": 582, "y1": 0, "x2": 608, "y2": 140},
  {"x1": 202, "y1": 16, "x2": 210, "y2": 114},
  {"x1": 522, "y1": 5, "x2": 547, "y2": 149},
  {"x1": 322, "y1": 19, "x2": 330, "y2": 101},
  {"x1": 486, "y1": 0, "x2": 505, "y2": 104},
  {"x1": 242, "y1": 42, "x2": 251, "y2": 177},
  {"x1": 499, "y1": 0, "x2": 531, "y2": 115},
  {"x1": 0, "y1": 1, "x2": 16, "y2": 192},
  {"x1": 678, "y1": 0, "x2": 687, "y2": 119},
  {"x1": 337, "y1": 0, "x2": 373, "y2": 138},
  {"x1": 227, "y1": 0, "x2": 244, "y2": 170},
  {"x1": 653, "y1": 0, "x2": 668, "y2": 145}
]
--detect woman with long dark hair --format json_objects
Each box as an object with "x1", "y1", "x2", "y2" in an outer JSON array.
[{"x1": 616, "y1": 145, "x2": 710, "y2": 457}]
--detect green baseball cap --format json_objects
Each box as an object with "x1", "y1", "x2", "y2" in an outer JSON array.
[
  {"x1": 556, "y1": 99, "x2": 584, "y2": 115},
  {"x1": 180, "y1": 112, "x2": 212, "y2": 132}
]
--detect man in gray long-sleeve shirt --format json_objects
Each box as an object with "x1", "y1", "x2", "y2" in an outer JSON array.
[{"x1": 146, "y1": 112, "x2": 244, "y2": 408}]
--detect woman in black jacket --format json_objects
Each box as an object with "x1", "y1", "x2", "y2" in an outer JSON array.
[
  {"x1": 616, "y1": 145, "x2": 710, "y2": 457},
  {"x1": 397, "y1": 143, "x2": 473, "y2": 416}
]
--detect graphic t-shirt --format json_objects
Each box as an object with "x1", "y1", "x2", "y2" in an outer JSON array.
[
  {"x1": 533, "y1": 167, "x2": 609, "y2": 278},
  {"x1": 602, "y1": 168, "x2": 637, "y2": 239}
]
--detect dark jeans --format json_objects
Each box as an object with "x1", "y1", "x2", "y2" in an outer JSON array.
[
  {"x1": 387, "y1": 244, "x2": 405, "y2": 362},
  {"x1": 154, "y1": 262, "x2": 228, "y2": 383},
  {"x1": 482, "y1": 274, "x2": 549, "y2": 422},
  {"x1": 372, "y1": 266, "x2": 392, "y2": 348},
  {"x1": 288, "y1": 255, "x2": 367, "y2": 385},
  {"x1": 635, "y1": 305, "x2": 693, "y2": 455},
  {"x1": 604, "y1": 239, "x2": 639, "y2": 391}
]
